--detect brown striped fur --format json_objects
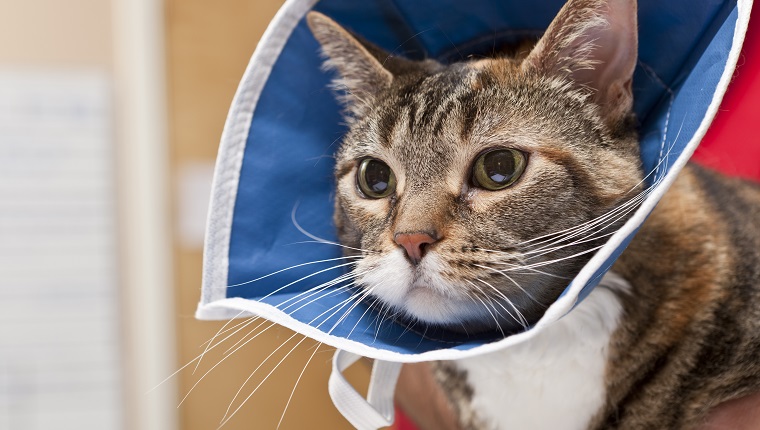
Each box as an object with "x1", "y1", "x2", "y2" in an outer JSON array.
[
  {"x1": 308, "y1": 0, "x2": 760, "y2": 427},
  {"x1": 594, "y1": 165, "x2": 760, "y2": 429}
]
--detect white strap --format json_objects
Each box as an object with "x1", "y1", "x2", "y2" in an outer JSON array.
[{"x1": 329, "y1": 349, "x2": 402, "y2": 430}]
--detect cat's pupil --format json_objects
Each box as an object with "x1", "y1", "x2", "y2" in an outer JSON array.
[
  {"x1": 365, "y1": 160, "x2": 390, "y2": 192},
  {"x1": 484, "y1": 151, "x2": 514, "y2": 183},
  {"x1": 358, "y1": 158, "x2": 396, "y2": 198}
]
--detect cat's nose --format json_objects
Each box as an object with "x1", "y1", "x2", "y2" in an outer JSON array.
[{"x1": 394, "y1": 232, "x2": 438, "y2": 265}]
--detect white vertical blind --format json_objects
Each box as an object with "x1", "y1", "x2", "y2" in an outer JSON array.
[{"x1": 0, "y1": 69, "x2": 123, "y2": 430}]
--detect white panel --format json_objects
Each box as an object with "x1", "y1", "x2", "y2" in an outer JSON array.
[{"x1": 0, "y1": 69, "x2": 123, "y2": 430}]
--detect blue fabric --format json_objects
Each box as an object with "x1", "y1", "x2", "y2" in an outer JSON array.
[{"x1": 225, "y1": 0, "x2": 738, "y2": 355}]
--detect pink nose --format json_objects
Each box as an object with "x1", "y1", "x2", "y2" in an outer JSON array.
[{"x1": 394, "y1": 232, "x2": 437, "y2": 265}]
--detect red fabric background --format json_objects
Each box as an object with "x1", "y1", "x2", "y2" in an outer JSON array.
[
  {"x1": 394, "y1": 4, "x2": 758, "y2": 430},
  {"x1": 691, "y1": 2, "x2": 760, "y2": 182}
]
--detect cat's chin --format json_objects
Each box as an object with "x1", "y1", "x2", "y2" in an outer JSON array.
[
  {"x1": 402, "y1": 285, "x2": 534, "y2": 335},
  {"x1": 402, "y1": 284, "x2": 485, "y2": 325},
  {"x1": 359, "y1": 250, "x2": 538, "y2": 335}
]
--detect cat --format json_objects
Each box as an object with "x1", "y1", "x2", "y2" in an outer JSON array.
[{"x1": 307, "y1": 0, "x2": 760, "y2": 428}]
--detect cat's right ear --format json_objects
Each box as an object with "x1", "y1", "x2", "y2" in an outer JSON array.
[
  {"x1": 307, "y1": 12, "x2": 393, "y2": 116},
  {"x1": 522, "y1": 0, "x2": 638, "y2": 127}
]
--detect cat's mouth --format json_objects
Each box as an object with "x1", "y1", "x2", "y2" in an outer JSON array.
[{"x1": 359, "y1": 249, "x2": 542, "y2": 334}]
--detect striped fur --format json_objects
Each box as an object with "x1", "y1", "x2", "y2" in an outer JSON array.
[{"x1": 308, "y1": 0, "x2": 760, "y2": 428}]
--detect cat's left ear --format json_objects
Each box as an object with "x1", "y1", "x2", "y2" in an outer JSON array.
[
  {"x1": 307, "y1": 12, "x2": 394, "y2": 117},
  {"x1": 523, "y1": 0, "x2": 638, "y2": 124}
]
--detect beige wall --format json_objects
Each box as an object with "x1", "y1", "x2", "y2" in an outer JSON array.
[
  {"x1": 165, "y1": 1, "x2": 372, "y2": 429},
  {"x1": 0, "y1": 0, "x2": 112, "y2": 67}
]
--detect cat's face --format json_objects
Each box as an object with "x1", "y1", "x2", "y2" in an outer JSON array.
[{"x1": 308, "y1": 0, "x2": 642, "y2": 333}]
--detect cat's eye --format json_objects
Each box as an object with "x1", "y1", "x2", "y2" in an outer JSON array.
[
  {"x1": 357, "y1": 158, "x2": 396, "y2": 198},
  {"x1": 471, "y1": 149, "x2": 526, "y2": 191}
]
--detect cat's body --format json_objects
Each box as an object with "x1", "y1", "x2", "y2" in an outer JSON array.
[
  {"x1": 442, "y1": 165, "x2": 760, "y2": 429},
  {"x1": 306, "y1": 0, "x2": 760, "y2": 428}
]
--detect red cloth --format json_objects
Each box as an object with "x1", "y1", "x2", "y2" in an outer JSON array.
[
  {"x1": 692, "y1": 1, "x2": 760, "y2": 182},
  {"x1": 393, "y1": 407, "x2": 418, "y2": 430}
]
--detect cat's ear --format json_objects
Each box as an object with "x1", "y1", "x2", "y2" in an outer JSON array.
[
  {"x1": 522, "y1": 0, "x2": 638, "y2": 124},
  {"x1": 307, "y1": 12, "x2": 393, "y2": 116}
]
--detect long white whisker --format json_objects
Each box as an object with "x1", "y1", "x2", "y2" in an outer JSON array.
[
  {"x1": 490, "y1": 260, "x2": 570, "y2": 279},
  {"x1": 291, "y1": 203, "x2": 372, "y2": 254},
  {"x1": 520, "y1": 185, "x2": 652, "y2": 253},
  {"x1": 149, "y1": 316, "x2": 261, "y2": 393},
  {"x1": 329, "y1": 283, "x2": 378, "y2": 334},
  {"x1": 221, "y1": 318, "x2": 277, "y2": 356},
  {"x1": 176, "y1": 320, "x2": 278, "y2": 407},
  {"x1": 522, "y1": 187, "x2": 652, "y2": 260},
  {"x1": 221, "y1": 332, "x2": 303, "y2": 421},
  {"x1": 194, "y1": 310, "x2": 248, "y2": 374},
  {"x1": 199, "y1": 316, "x2": 257, "y2": 348},
  {"x1": 289, "y1": 240, "x2": 378, "y2": 254},
  {"x1": 220, "y1": 286, "x2": 369, "y2": 427},
  {"x1": 477, "y1": 278, "x2": 529, "y2": 328},
  {"x1": 276, "y1": 270, "x2": 364, "y2": 313},
  {"x1": 470, "y1": 292, "x2": 505, "y2": 337},
  {"x1": 276, "y1": 342, "x2": 323, "y2": 429},
  {"x1": 219, "y1": 335, "x2": 310, "y2": 428},
  {"x1": 228, "y1": 256, "x2": 359, "y2": 288},
  {"x1": 515, "y1": 244, "x2": 605, "y2": 271},
  {"x1": 472, "y1": 264, "x2": 545, "y2": 306}
]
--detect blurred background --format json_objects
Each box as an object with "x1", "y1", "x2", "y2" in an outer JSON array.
[{"x1": 0, "y1": 0, "x2": 370, "y2": 429}]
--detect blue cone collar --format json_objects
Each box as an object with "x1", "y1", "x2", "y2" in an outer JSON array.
[{"x1": 198, "y1": 0, "x2": 749, "y2": 361}]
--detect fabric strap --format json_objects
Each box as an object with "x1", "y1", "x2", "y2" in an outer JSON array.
[{"x1": 329, "y1": 349, "x2": 402, "y2": 429}]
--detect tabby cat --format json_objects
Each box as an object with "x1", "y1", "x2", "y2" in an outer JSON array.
[{"x1": 307, "y1": 0, "x2": 760, "y2": 428}]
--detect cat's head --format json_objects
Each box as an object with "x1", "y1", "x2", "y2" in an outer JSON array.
[{"x1": 308, "y1": 0, "x2": 642, "y2": 334}]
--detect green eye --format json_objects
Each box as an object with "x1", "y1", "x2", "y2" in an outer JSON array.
[
  {"x1": 472, "y1": 149, "x2": 527, "y2": 190},
  {"x1": 357, "y1": 158, "x2": 396, "y2": 198}
]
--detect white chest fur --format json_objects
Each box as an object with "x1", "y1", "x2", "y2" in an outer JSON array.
[{"x1": 453, "y1": 273, "x2": 629, "y2": 430}]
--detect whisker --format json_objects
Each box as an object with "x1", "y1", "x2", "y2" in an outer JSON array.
[
  {"x1": 466, "y1": 279, "x2": 522, "y2": 329},
  {"x1": 221, "y1": 318, "x2": 276, "y2": 357},
  {"x1": 515, "y1": 244, "x2": 605, "y2": 271},
  {"x1": 219, "y1": 335, "x2": 311, "y2": 428},
  {"x1": 176, "y1": 320, "x2": 278, "y2": 407},
  {"x1": 198, "y1": 316, "x2": 257, "y2": 348},
  {"x1": 220, "y1": 288, "x2": 371, "y2": 427},
  {"x1": 291, "y1": 203, "x2": 374, "y2": 254},
  {"x1": 221, "y1": 332, "x2": 304, "y2": 422},
  {"x1": 276, "y1": 270, "x2": 364, "y2": 313},
  {"x1": 149, "y1": 316, "x2": 261, "y2": 393},
  {"x1": 515, "y1": 182, "x2": 657, "y2": 263},
  {"x1": 476, "y1": 278, "x2": 529, "y2": 328},
  {"x1": 189, "y1": 288, "x2": 360, "y2": 414},
  {"x1": 289, "y1": 240, "x2": 378, "y2": 254},
  {"x1": 276, "y1": 342, "x2": 324, "y2": 429},
  {"x1": 511, "y1": 172, "x2": 664, "y2": 252},
  {"x1": 470, "y1": 292, "x2": 505, "y2": 337},
  {"x1": 328, "y1": 282, "x2": 377, "y2": 334},
  {"x1": 522, "y1": 186, "x2": 653, "y2": 261},
  {"x1": 490, "y1": 260, "x2": 571, "y2": 279},
  {"x1": 347, "y1": 283, "x2": 386, "y2": 339},
  {"x1": 472, "y1": 264, "x2": 546, "y2": 306},
  {"x1": 519, "y1": 185, "x2": 652, "y2": 253},
  {"x1": 194, "y1": 310, "x2": 248, "y2": 374},
  {"x1": 227, "y1": 256, "x2": 360, "y2": 288}
]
